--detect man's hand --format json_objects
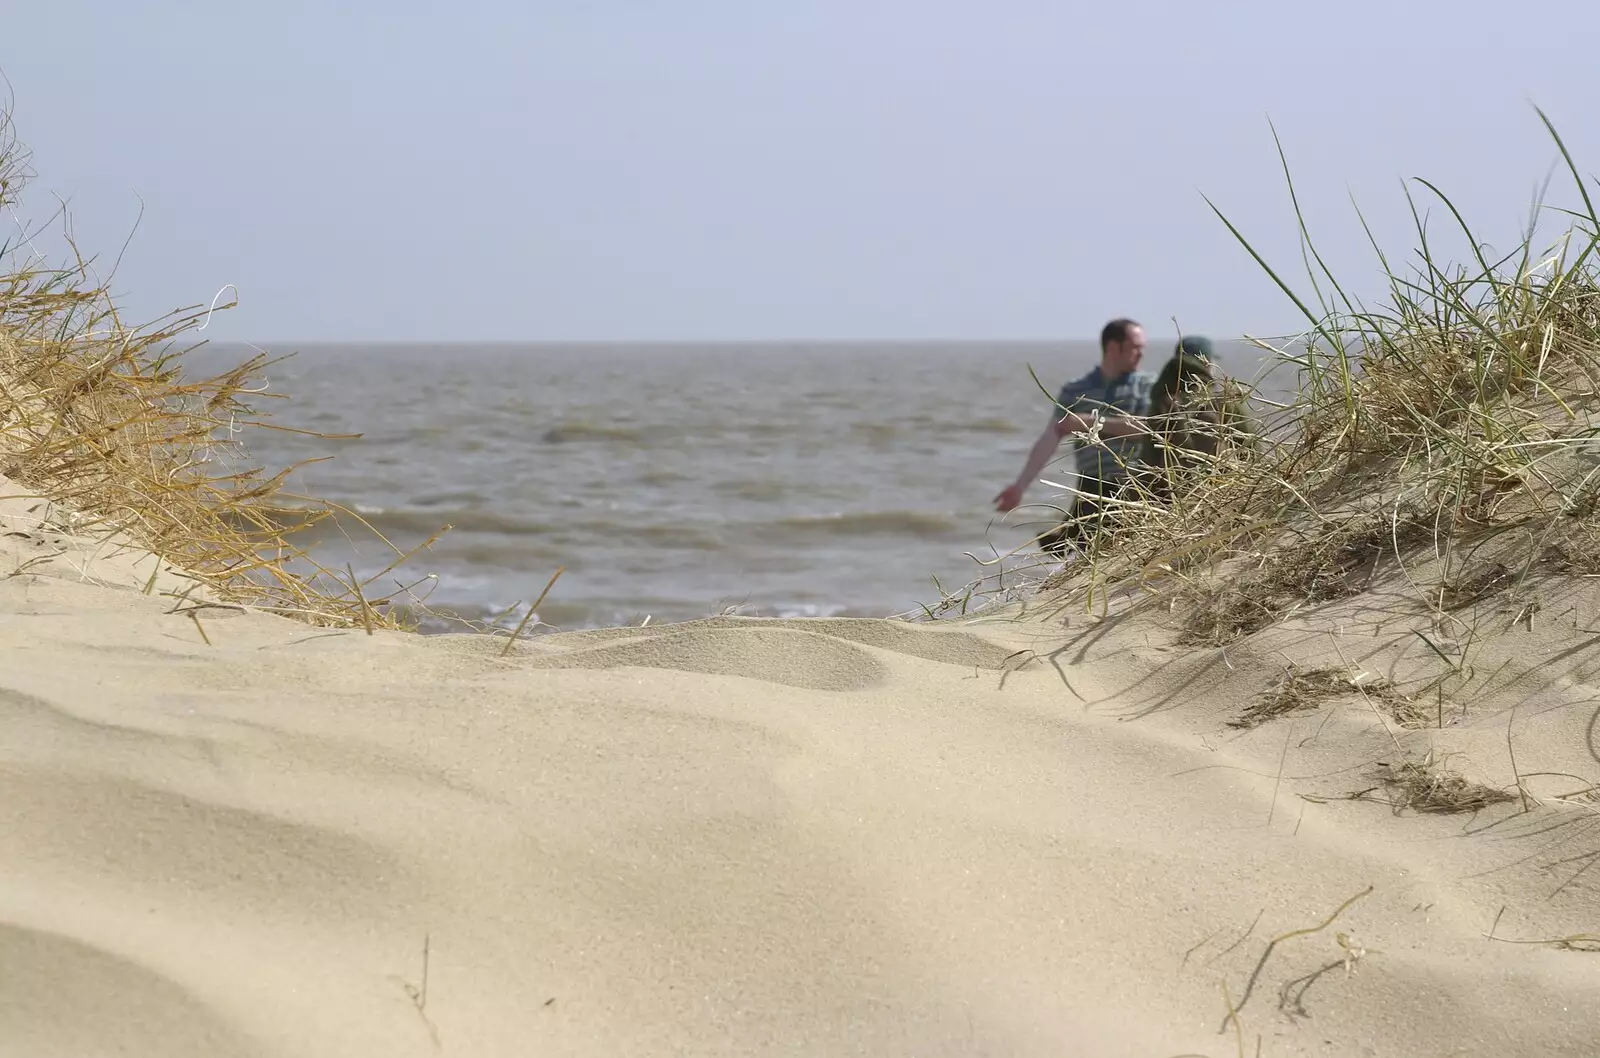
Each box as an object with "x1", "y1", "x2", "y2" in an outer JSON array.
[
  {"x1": 1099, "y1": 415, "x2": 1150, "y2": 438},
  {"x1": 1059, "y1": 410, "x2": 1146, "y2": 440},
  {"x1": 993, "y1": 482, "x2": 1026, "y2": 512}
]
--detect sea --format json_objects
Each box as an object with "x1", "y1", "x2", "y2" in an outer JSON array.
[{"x1": 190, "y1": 340, "x2": 1280, "y2": 634}]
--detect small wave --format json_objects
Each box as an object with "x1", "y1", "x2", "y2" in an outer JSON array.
[
  {"x1": 761, "y1": 510, "x2": 964, "y2": 540},
  {"x1": 850, "y1": 422, "x2": 904, "y2": 443},
  {"x1": 413, "y1": 596, "x2": 882, "y2": 634},
  {"x1": 470, "y1": 598, "x2": 598, "y2": 629},
  {"x1": 800, "y1": 390, "x2": 864, "y2": 408},
  {"x1": 623, "y1": 524, "x2": 725, "y2": 550},
  {"x1": 410, "y1": 489, "x2": 489, "y2": 508},
  {"x1": 637, "y1": 468, "x2": 693, "y2": 486},
  {"x1": 959, "y1": 417, "x2": 1023, "y2": 434},
  {"x1": 710, "y1": 479, "x2": 787, "y2": 502},
  {"x1": 447, "y1": 517, "x2": 724, "y2": 553},
  {"x1": 764, "y1": 602, "x2": 866, "y2": 619},
  {"x1": 455, "y1": 540, "x2": 571, "y2": 567},
  {"x1": 267, "y1": 502, "x2": 556, "y2": 540},
  {"x1": 539, "y1": 422, "x2": 645, "y2": 444}
]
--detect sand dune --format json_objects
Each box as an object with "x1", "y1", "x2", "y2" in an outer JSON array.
[{"x1": 4, "y1": 473, "x2": 1600, "y2": 1057}]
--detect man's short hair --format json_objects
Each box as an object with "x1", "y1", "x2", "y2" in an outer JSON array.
[{"x1": 1100, "y1": 318, "x2": 1141, "y2": 351}]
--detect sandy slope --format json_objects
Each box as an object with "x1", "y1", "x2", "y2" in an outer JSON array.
[{"x1": 3, "y1": 475, "x2": 1600, "y2": 1057}]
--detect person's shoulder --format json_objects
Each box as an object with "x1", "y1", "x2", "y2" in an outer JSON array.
[
  {"x1": 1120, "y1": 371, "x2": 1156, "y2": 406},
  {"x1": 1056, "y1": 367, "x2": 1102, "y2": 398}
]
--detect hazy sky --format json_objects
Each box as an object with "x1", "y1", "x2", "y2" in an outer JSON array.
[{"x1": 4, "y1": 1, "x2": 1597, "y2": 343}]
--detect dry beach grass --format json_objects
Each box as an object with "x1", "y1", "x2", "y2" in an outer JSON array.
[{"x1": 0, "y1": 109, "x2": 445, "y2": 630}]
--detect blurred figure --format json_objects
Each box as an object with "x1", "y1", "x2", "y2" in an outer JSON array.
[{"x1": 1141, "y1": 335, "x2": 1258, "y2": 495}]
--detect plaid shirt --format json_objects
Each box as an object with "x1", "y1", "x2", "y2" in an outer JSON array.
[{"x1": 1052, "y1": 366, "x2": 1155, "y2": 483}]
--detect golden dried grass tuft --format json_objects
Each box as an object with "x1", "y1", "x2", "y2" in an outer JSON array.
[
  {"x1": 1375, "y1": 754, "x2": 1517, "y2": 814},
  {"x1": 1232, "y1": 664, "x2": 1428, "y2": 730},
  {"x1": 0, "y1": 107, "x2": 435, "y2": 629}
]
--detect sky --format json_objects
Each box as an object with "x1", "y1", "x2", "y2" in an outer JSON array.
[{"x1": 3, "y1": 1, "x2": 1598, "y2": 344}]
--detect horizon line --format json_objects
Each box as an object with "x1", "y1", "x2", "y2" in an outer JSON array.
[{"x1": 189, "y1": 334, "x2": 1272, "y2": 349}]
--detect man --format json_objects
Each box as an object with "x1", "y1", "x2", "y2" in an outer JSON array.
[{"x1": 993, "y1": 318, "x2": 1154, "y2": 555}]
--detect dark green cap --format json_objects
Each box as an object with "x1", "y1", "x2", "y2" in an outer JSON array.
[{"x1": 1175, "y1": 335, "x2": 1215, "y2": 365}]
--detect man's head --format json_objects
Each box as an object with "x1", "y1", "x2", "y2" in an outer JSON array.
[{"x1": 1099, "y1": 318, "x2": 1145, "y2": 376}]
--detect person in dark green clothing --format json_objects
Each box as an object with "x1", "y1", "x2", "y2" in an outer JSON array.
[{"x1": 1140, "y1": 335, "x2": 1258, "y2": 497}]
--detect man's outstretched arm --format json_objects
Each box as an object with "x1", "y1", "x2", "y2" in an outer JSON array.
[
  {"x1": 993, "y1": 410, "x2": 1148, "y2": 512},
  {"x1": 994, "y1": 422, "x2": 1067, "y2": 511}
]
